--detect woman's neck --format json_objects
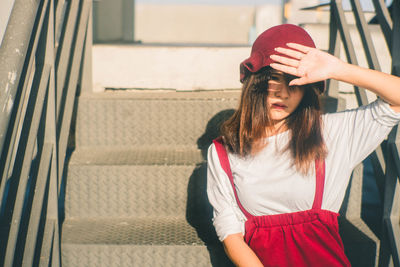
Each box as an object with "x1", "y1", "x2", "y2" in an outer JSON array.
[{"x1": 265, "y1": 120, "x2": 287, "y2": 137}]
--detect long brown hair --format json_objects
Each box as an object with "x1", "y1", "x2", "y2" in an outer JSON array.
[{"x1": 221, "y1": 67, "x2": 327, "y2": 174}]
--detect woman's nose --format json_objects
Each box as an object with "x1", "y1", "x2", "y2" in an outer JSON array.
[{"x1": 275, "y1": 84, "x2": 290, "y2": 99}]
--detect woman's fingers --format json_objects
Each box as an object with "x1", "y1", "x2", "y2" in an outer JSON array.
[
  {"x1": 286, "y1": 43, "x2": 313, "y2": 53},
  {"x1": 289, "y1": 77, "x2": 308, "y2": 86},
  {"x1": 274, "y1": 47, "x2": 304, "y2": 60},
  {"x1": 270, "y1": 63, "x2": 298, "y2": 76},
  {"x1": 270, "y1": 54, "x2": 299, "y2": 68}
]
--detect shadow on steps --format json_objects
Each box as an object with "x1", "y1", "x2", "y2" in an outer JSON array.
[{"x1": 187, "y1": 109, "x2": 236, "y2": 267}]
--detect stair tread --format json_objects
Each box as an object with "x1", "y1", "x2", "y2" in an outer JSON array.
[
  {"x1": 80, "y1": 90, "x2": 240, "y2": 100},
  {"x1": 70, "y1": 147, "x2": 205, "y2": 165},
  {"x1": 76, "y1": 90, "x2": 238, "y2": 147},
  {"x1": 62, "y1": 217, "x2": 217, "y2": 245}
]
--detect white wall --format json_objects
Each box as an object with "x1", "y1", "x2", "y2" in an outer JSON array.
[
  {"x1": 0, "y1": 0, "x2": 16, "y2": 47},
  {"x1": 135, "y1": 4, "x2": 282, "y2": 44}
]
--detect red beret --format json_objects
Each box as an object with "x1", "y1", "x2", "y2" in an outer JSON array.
[{"x1": 240, "y1": 24, "x2": 324, "y2": 93}]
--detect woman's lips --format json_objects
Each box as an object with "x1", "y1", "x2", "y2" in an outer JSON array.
[{"x1": 272, "y1": 103, "x2": 287, "y2": 109}]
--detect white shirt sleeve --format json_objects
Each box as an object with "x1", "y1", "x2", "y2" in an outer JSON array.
[
  {"x1": 206, "y1": 143, "x2": 246, "y2": 241},
  {"x1": 326, "y1": 98, "x2": 400, "y2": 170}
]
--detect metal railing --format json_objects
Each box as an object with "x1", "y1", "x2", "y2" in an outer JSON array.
[
  {"x1": 327, "y1": 0, "x2": 400, "y2": 266},
  {"x1": 0, "y1": 0, "x2": 92, "y2": 266}
]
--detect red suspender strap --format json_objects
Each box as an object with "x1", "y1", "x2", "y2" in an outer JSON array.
[
  {"x1": 213, "y1": 138, "x2": 253, "y2": 219},
  {"x1": 312, "y1": 159, "x2": 325, "y2": 210}
]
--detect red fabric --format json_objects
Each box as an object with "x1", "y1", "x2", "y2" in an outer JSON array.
[
  {"x1": 240, "y1": 24, "x2": 316, "y2": 83},
  {"x1": 213, "y1": 138, "x2": 351, "y2": 267},
  {"x1": 240, "y1": 24, "x2": 325, "y2": 93}
]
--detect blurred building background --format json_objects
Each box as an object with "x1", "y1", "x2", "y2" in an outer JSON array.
[
  {"x1": 92, "y1": 0, "x2": 380, "y2": 45},
  {"x1": 89, "y1": 0, "x2": 391, "y2": 109}
]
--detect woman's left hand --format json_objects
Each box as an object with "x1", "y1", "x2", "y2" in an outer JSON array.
[{"x1": 270, "y1": 43, "x2": 343, "y2": 86}]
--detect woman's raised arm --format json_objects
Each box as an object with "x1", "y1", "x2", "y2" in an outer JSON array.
[{"x1": 269, "y1": 43, "x2": 400, "y2": 111}]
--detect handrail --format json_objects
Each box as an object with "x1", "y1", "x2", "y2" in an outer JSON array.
[
  {"x1": 0, "y1": 0, "x2": 39, "y2": 157},
  {"x1": 0, "y1": 0, "x2": 92, "y2": 266},
  {"x1": 328, "y1": 0, "x2": 400, "y2": 266}
]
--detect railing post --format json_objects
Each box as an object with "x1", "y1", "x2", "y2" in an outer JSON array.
[
  {"x1": 328, "y1": 0, "x2": 400, "y2": 265},
  {"x1": 383, "y1": 1, "x2": 400, "y2": 266},
  {"x1": 0, "y1": 0, "x2": 92, "y2": 265},
  {"x1": 0, "y1": 0, "x2": 39, "y2": 158}
]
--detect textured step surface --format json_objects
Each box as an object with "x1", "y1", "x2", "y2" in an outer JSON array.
[
  {"x1": 65, "y1": 148, "x2": 210, "y2": 219},
  {"x1": 63, "y1": 90, "x2": 237, "y2": 267},
  {"x1": 62, "y1": 218, "x2": 233, "y2": 267},
  {"x1": 76, "y1": 91, "x2": 239, "y2": 147},
  {"x1": 69, "y1": 147, "x2": 204, "y2": 166},
  {"x1": 62, "y1": 244, "x2": 232, "y2": 267},
  {"x1": 63, "y1": 218, "x2": 209, "y2": 245}
]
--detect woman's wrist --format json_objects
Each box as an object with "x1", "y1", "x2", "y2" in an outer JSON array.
[{"x1": 328, "y1": 57, "x2": 348, "y2": 81}]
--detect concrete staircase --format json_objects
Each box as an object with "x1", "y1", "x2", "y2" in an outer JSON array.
[
  {"x1": 61, "y1": 91, "x2": 239, "y2": 266},
  {"x1": 61, "y1": 41, "x2": 385, "y2": 266}
]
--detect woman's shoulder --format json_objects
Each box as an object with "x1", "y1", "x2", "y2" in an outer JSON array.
[{"x1": 322, "y1": 98, "x2": 400, "y2": 127}]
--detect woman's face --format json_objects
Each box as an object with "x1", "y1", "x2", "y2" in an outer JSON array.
[{"x1": 267, "y1": 71, "x2": 304, "y2": 125}]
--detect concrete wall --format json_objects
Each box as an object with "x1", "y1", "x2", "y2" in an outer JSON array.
[
  {"x1": 0, "y1": 0, "x2": 16, "y2": 47},
  {"x1": 93, "y1": 0, "x2": 135, "y2": 42},
  {"x1": 92, "y1": 45, "x2": 250, "y2": 91},
  {"x1": 135, "y1": 4, "x2": 281, "y2": 44}
]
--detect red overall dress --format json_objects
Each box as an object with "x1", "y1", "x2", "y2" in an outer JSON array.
[{"x1": 213, "y1": 139, "x2": 351, "y2": 267}]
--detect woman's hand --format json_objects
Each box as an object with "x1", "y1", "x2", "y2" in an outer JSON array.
[
  {"x1": 270, "y1": 42, "x2": 400, "y2": 111},
  {"x1": 269, "y1": 43, "x2": 343, "y2": 86}
]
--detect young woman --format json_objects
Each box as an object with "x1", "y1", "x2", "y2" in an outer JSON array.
[{"x1": 207, "y1": 24, "x2": 400, "y2": 266}]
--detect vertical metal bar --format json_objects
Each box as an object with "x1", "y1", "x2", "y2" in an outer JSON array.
[
  {"x1": 46, "y1": 4, "x2": 61, "y2": 259},
  {"x1": 79, "y1": 4, "x2": 93, "y2": 94},
  {"x1": 47, "y1": 131, "x2": 60, "y2": 267},
  {"x1": 57, "y1": 0, "x2": 91, "y2": 193},
  {"x1": 392, "y1": 0, "x2": 400, "y2": 77},
  {"x1": 350, "y1": 0, "x2": 387, "y2": 203},
  {"x1": 50, "y1": 218, "x2": 61, "y2": 267},
  {"x1": 21, "y1": 145, "x2": 53, "y2": 267},
  {"x1": 54, "y1": 0, "x2": 66, "y2": 48},
  {"x1": 331, "y1": 0, "x2": 369, "y2": 106},
  {"x1": 38, "y1": 219, "x2": 55, "y2": 267},
  {"x1": 0, "y1": 63, "x2": 35, "y2": 218},
  {"x1": 371, "y1": 0, "x2": 393, "y2": 51},
  {"x1": 326, "y1": 3, "x2": 339, "y2": 99},
  {"x1": 349, "y1": 0, "x2": 381, "y2": 71},
  {"x1": 385, "y1": 1, "x2": 400, "y2": 265},
  {"x1": 55, "y1": 0, "x2": 80, "y2": 118},
  {"x1": 383, "y1": 135, "x2": 400, "y2": 266}
]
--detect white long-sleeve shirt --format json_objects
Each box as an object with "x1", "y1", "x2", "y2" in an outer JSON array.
[{"x1": 207, "y1": 98, "x2": 400, "y2": 242}]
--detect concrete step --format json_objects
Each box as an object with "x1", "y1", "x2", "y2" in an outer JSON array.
[
  {"x1": 61, "y1": 218, "x2": 233, "y2": 267},
  {"x1": 65, "y1": 148, "x2": 209, "y2": 220},
  {"x1": 75, "y1": 91, "x2": 239, "y2": 148}
]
